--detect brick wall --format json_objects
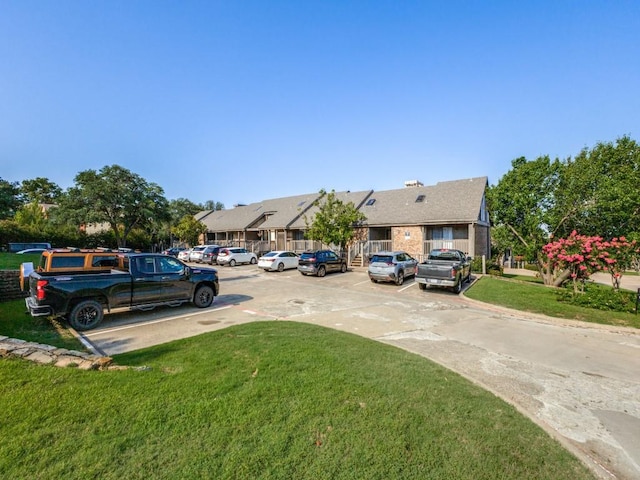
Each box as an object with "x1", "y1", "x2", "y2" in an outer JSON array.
[
  {"x1": 391, "y1": 226, "x2": 423, "y2": 257},
  {"x1": 0, "y1": 270, "x2": 28, "y2": 302}
]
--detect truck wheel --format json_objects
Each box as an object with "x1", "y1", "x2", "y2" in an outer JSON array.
[
  {"x1": 68, "y1": 300, "x2": 104, "y2": 331},
  {"x1": 194, "y1": 285, "x2": 214, "y2": 308},
  {"x1": 395, "y1": 271, "x2": 404, "y2": 286},
  {"x1": 453, "y1": 279, "x2": 462, "y2": 294},
  {"x1": 418, "y1": 283, "x2": 427, "y2": 290}
]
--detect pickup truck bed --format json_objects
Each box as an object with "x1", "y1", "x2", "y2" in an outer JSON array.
[{"x1": 415, "y1": 249, "x2": 471, "y2": 294}]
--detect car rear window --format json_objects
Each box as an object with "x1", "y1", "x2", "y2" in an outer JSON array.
[
  {"x1": 300, "y1": 252, "x2": 316, "y2": 260},
  {"x1": 371, "y1": 255, "x2": 393, "y2": 263}
]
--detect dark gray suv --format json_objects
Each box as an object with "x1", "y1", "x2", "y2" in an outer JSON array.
[{"x1": 297, "y1": 250, "x2": 347, "y2": 277}]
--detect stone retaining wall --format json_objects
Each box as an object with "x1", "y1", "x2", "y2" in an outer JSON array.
[
  {"x1": 0, "y1": 270, "x2": 28, "y2": 302},
  {"x1": 0, "y1": 336, "x2": 119, "y2": 370}
]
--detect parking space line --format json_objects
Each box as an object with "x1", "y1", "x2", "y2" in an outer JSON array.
[
  {"x1": 398, "y1": 282, "x2": 415, "y2": 292},
  {"x1": 85, "y1": 305, "x2": 233, "y2": 337}
]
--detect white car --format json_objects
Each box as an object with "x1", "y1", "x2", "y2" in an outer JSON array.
[
  {"x1": 216, "y1": 247, "x2": 258, "y2": 266},
  {"x1": 258, "y1": 251, "x2": 299, "y2": 272},
  {"x1": 178, "y1": 248, "x2": 192, "y2": 262},
  {"x1": 189, "y1": 245, "x2": 207, "y2": 262}
]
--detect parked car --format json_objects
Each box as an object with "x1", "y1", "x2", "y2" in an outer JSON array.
[
  {"x1": 416, "y1": 249, "x2": 472, "y2": 294},
  {"x1": 298, "y1": 249, "x2": 347, "y2": 277},
  {"x1": 200, "y1": 245, "x2": 226, "y2": 264},
  {"x1": 368, "y1": 251, "x2": 418, "y2": 286},
  {"x1": 189, "y1": 245, "x2": 207, "y2": 262},
  {"x1": 162, "y1": 247, "x2": 187, "y2": 257},
  {"x1": 216, "y1": 247, "x2": 258, "y2": 266},
  {"x1": 16, "y1": 248, "x2": 47, "y2": 254},
  {"x1": 258, "y1": 251, "x2": 299, "y2": 272},
  {"x1": 178, "y1": 248, "x2": 192, "y2": 262}
]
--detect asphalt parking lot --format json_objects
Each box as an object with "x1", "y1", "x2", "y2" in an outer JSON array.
[{"x1": 82, "y1": 263, "x2": 640, "y2": 480}]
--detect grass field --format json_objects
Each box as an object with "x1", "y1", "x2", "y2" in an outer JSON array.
[
  {"x1": 0, "y1": 251, "x2": 41, "y2": 270},
  {"x1": 465, "y1": 275, "x2": 640, "y2": 329},
  {"x1": 0, "y1": 321, "x2": 594, "y2": 479}
]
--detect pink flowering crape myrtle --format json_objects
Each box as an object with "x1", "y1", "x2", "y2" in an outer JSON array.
[{"x1": 542, "y1": 231, "x2": 639, "y2": 292}]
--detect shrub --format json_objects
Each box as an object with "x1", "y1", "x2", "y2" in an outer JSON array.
[
  {"x1": 487, "y1": 263, "x2": 503, "y2": 276},
  {"x1": 470, "y1": 256, "x2": 484, "y2": 273},
  {"x1": 555, "y1": 283, "x2": 638, "y2": 313}
]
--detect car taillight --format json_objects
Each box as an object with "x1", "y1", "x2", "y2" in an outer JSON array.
[{"x1": 36, "y1": 279, "x2": 48, "y2": 300}]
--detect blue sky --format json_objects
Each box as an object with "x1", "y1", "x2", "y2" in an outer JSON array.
[{"x1": 2, "y1": 1, "x2": 639, "y2": 208}]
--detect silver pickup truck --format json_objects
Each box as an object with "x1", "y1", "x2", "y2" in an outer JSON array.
[{"x1": 415, "y1": 249, "x2": 472, "y2": 294}]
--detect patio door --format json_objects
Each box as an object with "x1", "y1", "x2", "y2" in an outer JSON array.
[{"x1": 433, "y1": 227, "x2": 453, "y2": 249}]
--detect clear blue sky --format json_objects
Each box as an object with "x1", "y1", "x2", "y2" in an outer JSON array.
[{"x1": 2, "y1": 1, "x2": 639, "y2": 208}]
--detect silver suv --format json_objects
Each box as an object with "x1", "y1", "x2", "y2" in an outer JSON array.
[{"x1": 368, "y1": 251, "x2": 418, "y2": 285}]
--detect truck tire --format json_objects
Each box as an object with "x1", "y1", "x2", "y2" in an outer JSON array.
[
  {"x1": 453, "y1": 278, "x2": 462, "y2": 294},
  {"x1": 194, "y1": 285, "x2": 214, "y2": 308},
  {"x1": 418, "y1": 283, "x2": 427, "y2": 290},
  {"x1": 68, "y1": 300, "x2": 104, "y2": 331}
]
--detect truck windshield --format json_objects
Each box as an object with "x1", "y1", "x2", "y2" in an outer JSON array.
[{"x1": 428, "y1": 251, "x2": 460, "y2": 261}]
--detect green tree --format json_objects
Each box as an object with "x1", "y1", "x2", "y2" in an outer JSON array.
[
  {"x1": 487, "y1": 156, "x2": 564, "y2": 282},
  {"x1": 14, "y1": 202, "x2": 48, "y2": 230},
  {"x1": 171, "y1": 214, "x2": 207, "y2": 246},
  {"x1": 202, "y1": 200, "x2": 224, "y2": 211},
  {"x1": 169, "y1": 198, "x2": 203, "y2": 225},
  {"x1": 554, "y1": 136, "x2": 640, "y2": 238},
  {"x1": 0, "y1": 178, "x2": 22, "y2": 220},
  {"x1": 304, "y1": 189, "x2": 366, "y2": 252},
  {"x1": 20, "y1": 177, "x2": 63, "y2": 204},
  {"x1": 60, "y1": 165, "x2": 170, "y2": 248}
]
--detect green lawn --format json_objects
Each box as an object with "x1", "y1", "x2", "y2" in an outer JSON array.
[
  {"x1": 465, "y1": 275, "x2": 640, "y2": 329},
  {"x1": 0, "y1": 251, "x2": 41, "y2": 270},
  {"x1": 0, "y1": 321, "x2": 593, "y2": 480}
]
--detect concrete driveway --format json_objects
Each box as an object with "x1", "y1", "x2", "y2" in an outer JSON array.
[{"x1": 82, "y1": 265, "x2": 640, "y2": 480}]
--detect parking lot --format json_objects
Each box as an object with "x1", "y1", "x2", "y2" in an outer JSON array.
[{"x1": 81, "y1": 263, "x2": 640, "y2": 480}]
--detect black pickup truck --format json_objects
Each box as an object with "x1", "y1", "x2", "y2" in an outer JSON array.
[
  {"x1": 415, "y1": 249, "x2": 472, "y2": 294},
  {"x1": 25, "y1": 253, "x2": 219, "y2": 331}
]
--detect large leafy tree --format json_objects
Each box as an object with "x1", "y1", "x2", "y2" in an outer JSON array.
[
  {"x1": 169, "y1": 198, "x2": 204, "y2": 225},
  {"x1": 60, "y1": 165, "x2": 170, "y2": 248},
  {"x1": 171, "y1": 214, "x2": 207, "y2": 246},
  {"x1": 20, "y1": 177, "x2": 63, "y2": 204},
  {"x1": 304, "y1": 189, "x2": 366, "y2": 252},
  {"x1": 554, "y1": 136, "x2": 640, "y2": 238},
  {"x1": 0, "y1": 178, "x2": 22, "y2": 220},
  {"x1": 487, "y1": 156, "x2": 564, "y2": 280}
]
